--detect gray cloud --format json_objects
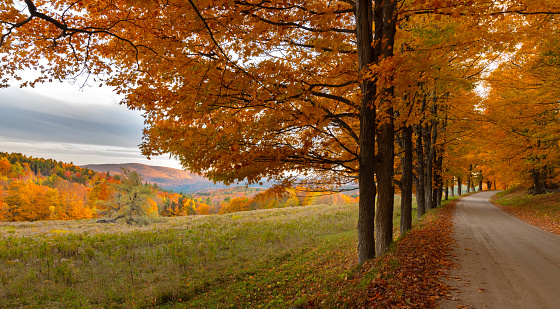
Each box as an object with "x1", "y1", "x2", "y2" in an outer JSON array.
[
  {"x1": 0, "y1": 87, "x2": 183, "y2": 169},
  {"x1": 0, "y1": 87, "x2": 144, "y2": 147}
]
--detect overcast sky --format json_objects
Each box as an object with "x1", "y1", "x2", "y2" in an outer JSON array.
[{"x1": 0, "y1": 83, "x2": 183, "y2": 169}]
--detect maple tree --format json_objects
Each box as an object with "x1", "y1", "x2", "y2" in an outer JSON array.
[
  {"x1": 0, "y1": 188, "x2": 4, "y2": 220},
  {"x1": 3, "y1": 181, "x2": 54, "y2": 221}
]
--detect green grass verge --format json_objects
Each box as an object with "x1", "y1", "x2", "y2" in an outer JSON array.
[{"x1": 493, "y1": 185, "x2": 560, "y2": 226}]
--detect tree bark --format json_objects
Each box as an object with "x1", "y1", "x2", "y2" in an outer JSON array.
[
  {"x1": 434, "y1": 151, "x2": 443, "y2": 208},
  {"x1": 373, "y1": 0, "x2": 397, "y2": 257},
  {"x1": 355, "y1": 0, "x2": 377, "y2": 264},
  {"x1": 424, "y1": 122, "x2": 438, "y2": 210},
  {"x1": 376, "y1": 115, "x2": 394, "y2": 256},
  {"x1": 415, "y1": 127, "x2": 426, "y2": 217},
  {"x1": 457, "y1": 176, "x2": 462, "y2": 195},
  {"x1": 400, "y1": 126, "x2": 413, "y2": 235},
  {"x1": 423, "y1": 124, "x2": 433, "y2": 210},
  {"x1": 432, "y1": 188, "x2": 438, "y2": 208},
  {"x1": 532, "y1": 169, "x2": 543, "y2": 195}
]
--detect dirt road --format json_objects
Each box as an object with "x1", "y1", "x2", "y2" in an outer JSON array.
[{"x1": 440, "y1": 191, "x2": 560, "y2": 309}]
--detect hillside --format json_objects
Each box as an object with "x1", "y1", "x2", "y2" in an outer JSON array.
[
  {"x1": 83, "y1": 163, "x2": 223, "y2": 192},
  {"x1": 1, "y1": 152, "x2": 323, "y2": 220}
]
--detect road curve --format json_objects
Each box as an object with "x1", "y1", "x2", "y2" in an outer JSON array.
[{"x1": 440, "y1": 191, "x2": 560, "y2": 309}]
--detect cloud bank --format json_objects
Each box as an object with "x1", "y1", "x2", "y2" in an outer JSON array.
[{"x1": 0, "y1": 87, "x2": 182, "y2": 169}]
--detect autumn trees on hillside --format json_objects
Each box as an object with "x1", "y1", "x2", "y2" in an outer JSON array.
[
  {"x1": 3, "y1": 0, "x2": 560, "y2": 261},
  {"x1": 0, "y1": 153, "x2": 356, "y2": 221}
]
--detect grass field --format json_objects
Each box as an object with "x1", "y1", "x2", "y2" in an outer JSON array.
[
  {"x1": 0, "y1": 197, "x2": 426, "y2": 308},
  {"x1": 0, "y1": 203, "x2": 362, "y2": 308}
]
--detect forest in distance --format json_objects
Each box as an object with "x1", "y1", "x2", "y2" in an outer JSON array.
[{"x1": 0, "y1": 152, "x2": 358, "y2": 222}]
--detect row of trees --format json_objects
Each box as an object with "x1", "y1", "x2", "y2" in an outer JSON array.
[
  {"x1": 1, "y1": 152, "x2": 100, "y2": 184},
  {"x1": 217, "y1": 188, "x2": 357, "y2": 214},
  {"x1": 474, "y1": 38, "x2": 560, "y2": 194},
  {"x1": 2, "y1": 0, "x2": 560, "y2": 262},
  {"x1": 157, "y1": 184, "x2": 357, "y2": 216}
]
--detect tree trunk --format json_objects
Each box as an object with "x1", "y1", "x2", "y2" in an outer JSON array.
[
  {"x1": 532, "y1": 169, "x2": 543, "y2": 195},
  {"x1": 355, "y1": 0, "x2": 377, "y2": 265},
  {"x1": 400, "y1": 126, "x2": 413, "y2": 235},
  {"x1": 424, "y1": 124, "x2": 433, "y2": 210},
  {"x1": 445, "y1": 183, "x2": 449, "y2": 200},
  {"x1": 424, "y1": 101, "x2": 439, "y2": 210},
  {"x1": 373, "y1": 0, "x2": 397, "y2": 257},
  {"x1": 450, "y1": 180, "x2": 455, "y2": 197},
  {"x1": 432, "y1": 188, "x2": 438, "y2": 208},
  {"x1": 479, "y1": 180, "x2": 483, "y2": 191},
  {"x1": 467, "y1": 176, "x2": 471, "y2": 193},
  {"x1": 415, "y1": 127, "x2": 426, "y2": 217},
  {"x1": 376, "y1": 115, "x2": 394, "y2": 256},
  {"x1": 457, "y1": 176, "x2": 462, "y2": 195},
  {"x1": 433, "y1": 151, "x2": 443, "y2": 208}
]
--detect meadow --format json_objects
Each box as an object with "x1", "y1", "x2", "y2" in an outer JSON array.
[{"x1": 0, "y1": 203, "x2": 361, "y2": 308}]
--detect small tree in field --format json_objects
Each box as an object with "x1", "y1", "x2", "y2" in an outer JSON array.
[{"x1": 98, "y1": 169, "x2": 155, "y2": 225}]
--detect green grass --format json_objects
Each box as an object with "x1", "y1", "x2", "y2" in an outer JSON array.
[
  {"x1": 0, "y1": 203, "x2": 359, "y2": 308},
  {"x1": 494, "y1": 185, "x2": 560, "y2": 218},
  {"x1": 494, "y1": 185, "x2": 544, "y2": 208},
  {"x1": 0, "y1": 194, "x2": 460, "y2": 308},
  {"x1": 392, "y1": 196, "x2": 418, "y2": 234}
]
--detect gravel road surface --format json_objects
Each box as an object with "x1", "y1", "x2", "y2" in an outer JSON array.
[{"x1": 440, "y1": 191, "x2": 560, "y2": 309}]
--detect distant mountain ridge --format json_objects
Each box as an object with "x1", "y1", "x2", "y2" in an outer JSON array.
[{"x1": 83, "y1": 163, "x2": 224, "y2": 192}]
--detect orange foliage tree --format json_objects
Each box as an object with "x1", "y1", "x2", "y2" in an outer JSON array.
[
  {"x1": 3, "y1": 181, "x2": 54, "y2": 221},
  {"x1": 0, "y1": 188, "x2": 4, "y2": 220},
  {"x1": 476, "y1": 33, "x2": 560, "y2": 193},
  {"x1": 0, "y1": 158, "x2": 11, "y2": 177}
]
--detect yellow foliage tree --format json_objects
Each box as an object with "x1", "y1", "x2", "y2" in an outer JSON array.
[
  {"x1": 194, "y1": 202, "x2": 210, "y2": 215},
  {"x1": 3, "y1": 181, "x2": 53, "y2": 221}
]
